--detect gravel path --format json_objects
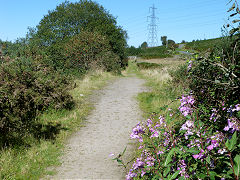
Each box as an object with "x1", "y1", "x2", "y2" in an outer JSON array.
[{"x1": 51, "y1": 76, "x2": 147, "y2": 179}]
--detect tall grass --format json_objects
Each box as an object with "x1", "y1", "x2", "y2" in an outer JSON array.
[
  {"x1": 129, "y1": 59, "x2": 186, "y2": 123},
  {"x1": 0, "y1": 70, "x2": 116, "y2": 179}
]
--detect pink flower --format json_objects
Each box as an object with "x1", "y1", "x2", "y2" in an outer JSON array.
[{"x1": 150, "y1": 130, "x2": 159, "y2": 138}]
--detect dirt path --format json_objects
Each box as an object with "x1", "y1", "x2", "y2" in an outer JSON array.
[{"x1": 51, "y1": 76, "x2": 147, "y2": 179}]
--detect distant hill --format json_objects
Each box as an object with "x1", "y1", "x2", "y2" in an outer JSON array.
[{"x1": 185, "y1": 38, "x2": 221, "y2": 52}]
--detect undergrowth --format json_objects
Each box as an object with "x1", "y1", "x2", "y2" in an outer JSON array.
[{"x1": 0, "y1": 70, "x2": 116, "y2": 179}]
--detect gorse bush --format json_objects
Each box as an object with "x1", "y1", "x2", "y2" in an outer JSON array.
[{"x1": 0, "y1": 58, "x2": 74, "y2": 144}]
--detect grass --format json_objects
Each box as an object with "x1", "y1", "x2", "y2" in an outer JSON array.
[
  {"x1": 0, "y1": 70, "x2": 116, "y2": 180},
  {"x1": 185, "y1": 38, "x2": 221, "y2": 52},
  {"x1": 127, "y1": 59, "x2": 186, "y2": 125}
]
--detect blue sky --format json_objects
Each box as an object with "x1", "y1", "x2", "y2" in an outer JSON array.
[{"x1": 0, "y1": 0, "x2": 231, "y2": 47}]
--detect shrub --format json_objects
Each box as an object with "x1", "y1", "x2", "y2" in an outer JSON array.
[
  {"x1": 0, "y1": 58, "x2": 74, "y2": 144},
  {"x1": 35, "y1": 0, "x2": 127, "y2": 70},
  {"x1": 64, "y1": 30, "x2": 121, "y2": 73},
  {"x1": 139, "y1": 46, "x2": 171, "y2": 59}
]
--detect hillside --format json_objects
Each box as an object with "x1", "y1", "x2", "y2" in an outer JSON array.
[{"x1": 185, "y1": 37, "x2": 221, "y2": 52}]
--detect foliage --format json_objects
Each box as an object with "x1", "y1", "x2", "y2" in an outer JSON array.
[
  {"x1": 140, "y1": 42, "x2": 148, "y2": 49},
  {"x1": 139, "y1": 46, "x2": 172, "y2": 59},
  {"x1": 0, "y1": 70, "x2": 115, "y2": 179},
  {"x1": 0, "y1": 58, "x2": 74, "y2": 145},
  {"x1": 136, "y1": 62, "x2": 163, "y2": 69},
  {"x1": 64, "y1": 30, "x2": 121, "y2": 73},
  {"x1": 167, "y1": 39, "x2": 178, "y2": 50},
  {"x1": 126, "y1": 46, "x2": 142, "y2": 56},
  {"x1": 115, "y1": 2, "x2": 240, "y2": 179},
  {"x1": 126, "y1": 46, "x2": 172, "y2": 59},
  {"x1": 161, "y1": 36, "x2": 167, "y2": 46},
  {"x1": 125, "y1": 100, "x2": 240, "y2": 179},
  {"x1": 185, "y1": 38, "x2": 221, "y2": 52},
  {"x1": 35, "y1": 0, "x2": 127, "y2": 70}
]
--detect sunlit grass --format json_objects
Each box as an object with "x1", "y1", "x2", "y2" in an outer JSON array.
[{"x1": 129, "y1": 58, "x2": 186, "y2": 125}]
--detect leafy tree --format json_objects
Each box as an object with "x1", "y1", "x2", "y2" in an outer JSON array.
[
  {"x1": 140, "y1": 42, "x2": 148, "y2": 49},
  {"x1": 161, "y1": 36, "x2": 167, "y2": 46},
  {"x1": 167, "y1": 39, "x2": 177, "y2": 49},
  {"x1": 35, "y1": 0, "x2": 127, "y2": 69}
]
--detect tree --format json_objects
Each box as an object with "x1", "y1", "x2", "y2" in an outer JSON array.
[
  {"x1": 167, "y1": 39, "x2": 177, "y2": 49},
  {"x1": 161, "y1": 36, "x2": 167, "y2": 46},
  {"x1": 35, "y1": 0, "x2": 127, "y2": 69},
  {"x1": 140, "y1": 42, "x2": 148, "y2": 49}
]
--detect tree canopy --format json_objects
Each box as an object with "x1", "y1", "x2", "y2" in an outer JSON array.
[{"x1": 36, "y1": 0, "x2": 128, "y2": 68}]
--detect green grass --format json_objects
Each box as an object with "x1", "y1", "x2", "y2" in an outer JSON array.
[
  {"x1": 127, "y1": 59, "x2": 186, "y2": 124},
  {"x1": 185, "y1": 38, "x2": 221, "y2": 52},
  {"x1": 0, "y1": 70, "x2": 116, "y2": 180}
]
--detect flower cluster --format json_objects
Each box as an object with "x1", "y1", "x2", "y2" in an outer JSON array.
[
  {"x1": 130, "y1": 123, "x2": 145, "y2": 142},
  {"x1": 187, "y1": 60, "x2": 192, "y2": 71},
  {"x1": 179, "y1": 95, "x2": 195, "y2": 116},
  {"x1": 224, "y1": 117, "x2": 240, "y2": 133},
  {"x1": 210, "y1": 108, "x2": 219, "y2": 122},
  {"x1": 180, "y1": 120, "x2": 195, "y2": 139},
  {"x1": 177, "y1": 160, "x2": 189, "y2": 178},
  {"x1": 124, "y1": 94, "x2": 239, "y2": 180}
]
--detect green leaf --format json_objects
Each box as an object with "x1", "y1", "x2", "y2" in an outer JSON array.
[
  {"x1": 117, "y1": 159, "x2": 122, "y2": 164},
  {"x1": 206, "y1": 156, "x2": 211, "y2": 164},
  {"x1": 209, "y1": 171, "x2": 217, "y2": 180},
  {"x1": 167, "y1": 170, "x2": 180, "y2": 180},
  {"x1": 121, "y1": 146, "x2": 127, "y2": 156},
  {"x1": 163, "y1": 167, "x2": 171, "y2": 177},
  {"x1": 164, "y1": 148, "x2": 176, "y2": 167},
  {"x1": 234, "y1": 155, "x2": 240, "y2": 176},
  {"x1": 178, "y1": 176, "x2": 185, "y2": 180},
  {"x1": 225, "y1": 131, "x2": 237, "y2": 151},
  {"x1": 187, "y1": 148, "x2": 200, "y2": 154},
  {"x1": 152, "y1": 175, "x2": 161, "y2": 180}
]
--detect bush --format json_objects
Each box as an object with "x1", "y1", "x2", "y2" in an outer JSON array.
[
  {"x1": 139, "y1": 46, "x2": 171, "y2": 59},
  {"x1": 0, "y1": 58, "x2": 74, "y2": 144},
  {"x1": 64, "y1": 30, "x2": 121, "y2": 73},
  {"x1": 189, "y1": 36, "x2": 240, "y2": 131},
  {"x1": 35, "y1": 0, "x2": 127, "y2": 70}
]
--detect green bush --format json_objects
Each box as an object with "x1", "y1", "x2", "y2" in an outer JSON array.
[
  {"x1": 189, "y1": 35, "x2": 240, "y2": 131},
  {"x1": 35, "y1": 0, "x2": 127, "y2": 70},
  {"x1": 64, "y1": 30, "x2": 121, "y2": 73},
  {"x1": 139, "y1": 46, "x2": 171, "y2": 59},
  {"x1": 0, "y1": 58, "x2": 74, "y2": 144}
]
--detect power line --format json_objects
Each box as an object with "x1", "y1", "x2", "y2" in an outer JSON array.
[{"x1": 147, "y1": 4, "x2": 158, "y2": 47}]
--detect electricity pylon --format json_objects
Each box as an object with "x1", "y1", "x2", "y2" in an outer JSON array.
[{"x1": 147, "y1": 4, "x2": 158, "y2": 47}]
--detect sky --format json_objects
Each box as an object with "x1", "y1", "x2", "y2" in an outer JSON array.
[{"x1": 0, "y1": 0, "x2": 232, "y2": 47}]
